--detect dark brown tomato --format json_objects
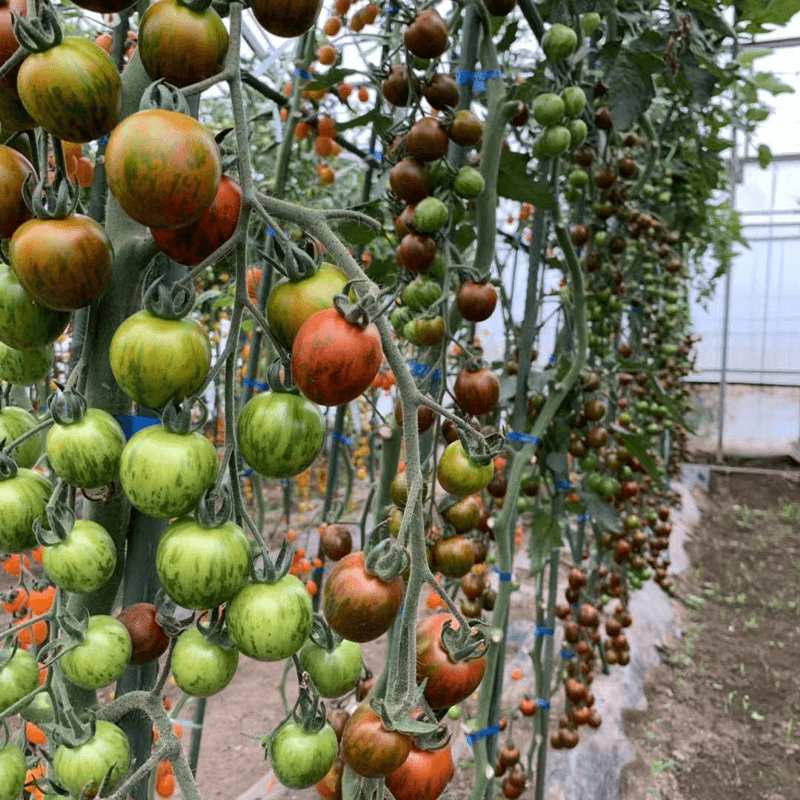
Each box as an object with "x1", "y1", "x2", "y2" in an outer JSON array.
[
  {"x1": 470, "y1": 534, "x2": 489, "y2": 563},
  {"x1": 433, "y1": 535, "x2": 474, "y2": 578},
  {"x1": 0, "y1": 0, "x2": 33, "y2": 132},
  {"x1": 574, "y1": 147, "x2": 593, "y2": 168},
  {"x1": 406, "y1": 118, "x2": 449, "y2": 162},
  {"x1": 403, "y1": 9, "x2": 448, "y2": 59},
  {"x1": 594, "y1": 168, "x2": 617, "y2": 190},
  {"x1": 72, "y1": 0, "x2": 136, "y2": 11},
  {"x1": 456, "y1": 281, "x2": 497, "y2": 322},
  {"x1": 398, "y1": 233, "x2": 436, "y2": 273},
  {"x1": 320, "y1": 524, "x2": 352, "y2": 561},
  {"x1": 385, "y1": 743, "x2": 455, "y2": 800},
  {"x1": 322, "y1": 551, "x2": 404, "y2": 642},
  {"x1": 393, "y1": 205, "x2": 417, "y2": 239},
  {"x1": 570, "y1": 224, "x2": 590, "y2": 247},
  {"x1": 10, "y1": 215, "x2": 113, "y2": 311},
  {"x1": 150, "y1": 175, "x2": 241, "y2": 266},
  {"x1": 442, "y1": 495, "x2": 480, "y2": 533},
  {"x1": 453, "y1": 366, "x2": 500, "y2": 416},
  {"x1": 460, "y1": 568, "x2": 486, "y2": 599},
  {"x1": 486, "y1": 470, "x2": 507, "y2": 498},
  {"x1": 423, "y1": 73, "x2": 459, "y2": 110},
  {"x1": 510, "y1": 101, "x2": 529, "y2": 126},
  {"x1": 594, "y1": 106, "x2": 613, "y2": 129},
  {"x1": 461, "y1": 597, "x2": 482, "y2": 618},
  {"x1": 486, "y1": 0, "x2": 516, "y2": 15},
  {"x1": 0, "y1": 145, "x2": 35, "y2": 238},
  {"x1": 382, "y1": 66, "x2": 416, "y2": 107},
  {"x1": 139, "y1": 0, "x2": 229, "y2": 87},
  {"x1": 116, "y1": 603, "x2": 170, "y2": 665},
  {"x1": 341, "y1": 704, "x2": 412, "y2": 778},
  {"x1": 448, "y1": 110, "x2": 483, "y2": 146},
  {"x1": 416, "y1": 613, "x2": 486, "y2": 708},
  {"x1": 619, "y1": 157, "x2": 637, "y2": 179},
  {"x1": 250, "y1": 0, "x2": 322, "y2": 37},
  {"x1": 389, "y1": 158, "x2": 430, "y2": 204},
  {"x1": 394, "y1": 396, "x2": 435, "y2": 433},
  {"x1": 326, "y1": 709, "x2": 350, "y2": 742}
]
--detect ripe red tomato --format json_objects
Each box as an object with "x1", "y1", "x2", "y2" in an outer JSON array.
[
  {"x1": 104, "y1": 109, "x2": 221, "y2": 229},
  {"x1": 341, "y1": 704, "x2": 412, "y2": 778},
  {"x1": 10, "y1": 215, "x2": 113, "y2": 310},
  {"x1": 385, "y1": 743, "x2": 455, "y2": 800},
  {"x1": 456, "y1": 281, "x2": 497, "y2": 322},
  {"x1": 322, "y1": 551, "x2": 403, "y2": 642},
  {"x1": 416, "y1": 613, "x2": 487, "y2": 708},
  {"x1": 292, "y1": 308, "x2": 382, "y2": 406},
  {"x1": 150, "y1": 175, "x2": 241, "y2": 266},
  {"x1": 453, "y1": 366, "x2": 500, "y2": 416}
]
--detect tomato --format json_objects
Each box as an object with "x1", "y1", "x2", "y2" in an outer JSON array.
[
  {"x1": 250, "y1": 0, "x2": 323, "y2": 37},
  {"x1": 562, "y1": 86, "x2": 586, "y2": 118},
  {"x1": 423, "y1": 73, "x2": 459, "y2": 109},
  {"x1": 226, "y1": 576, "x2": 313, "y2": 661},
  {"x1": 569, "y1": 119, "x2": 588, "y2": 148},
  {"x1": 46, "y1": 407, "x2": 126, "y2": 488},
  {"x1": 533, "y1": 126, "x2": 571, "y2": 159},
  {"x1": 139, "y1": 0, "x2": 229, "y2": 87},
  {"x1": 0, "y1": 145, "x2": 34, "y2": 238},
  {"x1": 320, "y1": 524, "x2": 352, "y2": 561},
  {"x1": 407, "y1": 118, "x2": 449, "y2": 162},
  {"x1": 542, "y1": 23, "x2": 578, "y2": 61},
  {"x1": 171, "y1": 625, "x2": 238, "y2": 696},
  {"x1": 109, "y1": 310, "x2": 211, "y2": 410},
  {"x1": 0, "y1": 407, "x2": 41, "y2": 469},
  {"x1": 382, "y1": 66, "x2": 416, "y2": 107},
  {"x1": 0, "y1": 341, "x2": 52, "y2": 385},
  {"x1": 267, "y1": 264, "x2": 347, "y2": 349},
  {"x1": 0, "y1": 742, "x2": 25, "y2": 800},
  {"x1": 268, "y1": 718, "x2": 338, "y2": 789},
  {"x1": 237, "y1": 392, "x2": 325, "y2": 478},
  {"x1": 453, "y1": 166, "x2": 485, "y2": 199},
  {"x1": 385, "y1": 743, "x2": 455, "y2": 800},
  {"x1": 150, "y1": 175, "x2": 241, "y2": 266},
  {"x1": 398, "y1": 232, "x2": 436, "y2": 273},
  {"x1": 60, "y1": 615, "x2": 131, "y2": 690},
  {"x1": 53, "y1": 720, "x2": 130, "y2": 797},
  {"x1": 299, "y1": 637, "x2": 362, "y2": 698},
  {"x1": 0, "y1": 265, "x2": 70, "y2": 349},
  {"x1": 442, "y1": 495, "x2": 480, "y2": 533},
  {"x1": 116, "y1": 603, "x2": 169, "y2": 665},
  {"x1": 292, "y1": 308, "x2": 382, "y2": 407},
  {"x1": 315, "y1": 758, "x2": 343, "y2": 800},
  {"x1": 416, "y1": 613, "x2": 486, "y2": 708},
  {"x1": 0, "y1": 467, "x2": 51, "y2": 552},
  {"x1": 322, "y1": 551, "x2": 404, "y2": 643},
  {"x1": 42, "y1": 520, "x2": 116, "y2": 594},
  {"x1": 404, "y1": 10, "x2": 448, "y2": 59},
  {"x1": 105, "y1": 109, "x2": 221, "y2": 229},
  {"x1": 533, "y1": 93, "x2": 565, "y2": 126},
  {"x1": 119, "y1": 424, "x2": 217, "y2": 518},
  {"x1": 156, "y1": 515, "x2": 251, "y2": 609},
  {"x1": 341, "y1": 705, "x2": 412, "y2": 778},
  {"x1": 402, "y1": 276, "x2": 441, "y2": 312},
  {"x1": 413, "y1": 197, "x2": 448, "y2": 233},
  {"x1": 10, "y1": 215, "x2": 113, "y2": 310},
  {"x1": 0, "y1": 647, "x2": 38, "y2": 712},
  {"x1": 433, "y1": 535, "x2": 474, "y2": 578},
  {"x1": 19, "y1": 691, "x2": 53, "y2": 724},
  {"x1": 17, "y1": 38, "x2": 121, "y2": 143},
  {"x1": 437, "y1": 441, "x2": 494, "y2": 497},
  {"x1": 0, "y1": 0, "x2": 33, "y2": 133},
  {"x1": 454, "y1": 366, "x2": 500, "y2": 416},
  {"x1": 456, "y1": 281, "x2": 497, "y2": 322},
  {"x1": 389, "y1": 158, "x2": 430, "y2": 204},
  {"x1": 448, "y1": 110, "x2": 483, "y2": 147}
]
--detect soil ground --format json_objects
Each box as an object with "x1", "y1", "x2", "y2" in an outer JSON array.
[{"x1": 620, "y1": 469, "x2": 800, "y2": 800}]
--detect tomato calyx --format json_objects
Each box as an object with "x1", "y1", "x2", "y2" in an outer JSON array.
[
  {"x1": 370, "y1": 695, "x2": 440, "y2": 739},
  {"x1": 364, "y1": 531, "x2": 408, "y2": 583},
  {"x1": 331, "y1": 287, "x2": 375, "y2": 329},
  {"x1": 160, "y1": 398, "x2": 207, "y2": 435},
  {"x1": 194, "y1": 604, "x2": 237, "y2": 651},
  {"x1": 195, "y1": 485, "x2": 233, "y2": 528},
  {"x1": 139, "y1": 78, "x2": 191, "y2": 114},
  {"x1": 264, "y1": 358, "x2": 298, "y2": 395},
  {"x1": 439, "y1": 616, "x2": 486, "y2": 664},
  {"x1": 12, "y1": 3, "x2": 62, "y2": 53},
  {"x1": 306, "y1": 612, "x2": 340, "y2": 653},
  {"x1": 455, "y1": 423, "x2": 504, "y2": 468},
  {"x1": 0, "y1": 448, "x2": 18, "y2": 481},
  {"x1": 47, "y1": 387, "x2": 87, "y2": 426},
  {"x1": 153, "y1": 587, "x2": 197, "y2": 638},
  {"x1": 33, "y1": 497, "x2": 75, "y2": 547},
  {"x1": 143, "y1": 275, "x2": 196, "y2": 321}
]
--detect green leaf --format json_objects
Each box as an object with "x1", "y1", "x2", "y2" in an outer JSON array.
[
  {"x1": 455, "y1": 224, "x2": 476, "y2": 251},
  {"x1": 528, "y1": 509, "x2": 562, "y2": 574},
  {"x1": 605, "y1": 55, "x2": 654, "y2": 131},
  {"x1": 365, "y1": 257, "x2": 397, "y2": 288},
  {"x1": 497, "y1": 20, "x2": 520, "y2": 53},
  {"x1": 332, "y1": 201, "x2": 384, "y2": 246},
  {"x1": 545, "y1": 450, "x2": 568, "y2": 476},
  {"x1": 196, "y1": 289, "x2": 223, "y2": 306},
  {"x1": 583, "y1": 492, "x2": 620, "y2": 532},
  {"x1": 335, "y1": 110, "x2": 392, "y2": 134},
  {"x1": 682, "y1": 55, "x2": 718, "y2": 105},
  {"x1": 752, "y1": 71, "x2": 795, "y2": 96},
  {"x1": 304, "y1": 68, "x2": 359, "y2": 90},
  {"x1": 497, "y1": 151, "x2": 555, "y2": 210},
  {"x1": 738, "y1": 0, "x2": 800, "y2": 33},
  {"x1": 757, "y1": 143, "x2": 773, "y2": 168},
  {"x1": 736, "y1": 48, "x2": 774, "y2": 67},
  {"x1": 621, "y1": 433, "x2": 662, "y2": 487}
]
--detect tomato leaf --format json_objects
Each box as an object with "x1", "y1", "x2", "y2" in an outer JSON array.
[
  {"x1": 527, "y1": 508, "x2": 562, "y2": 574},
  {"x1": 737, "y1": 0, "x2": 800, "y2": 33},
  {"x1": 455, "y1": 224, "x2": 476, "y2": 251},
  {"x1": 583, "y1": 492, "x2": 620, "y2": 532},
  {"x1": 497, "y1": 20, "x2": 520, "y2": 53},
  {"x1": 757, "y1": 144, "x2": 773, "y2": 169},
  {"x1": 497, "y1": 152, "x2": 555, "y2": 210},
  {"x1": 304, "y1": 68, "x2": 359, "y2": 90},
  {"x1": 364, "y1": 256, "x2": 398, "y2": 288},
  {"x1": 333, "y1": 200, "x2": 384, "y2": 246},
  {"x1": 621, "y1": 433, "x2": 662, "y2": 487},
  {"x1": 604, "y1": 54, "x2": 655, "y2": 130}
]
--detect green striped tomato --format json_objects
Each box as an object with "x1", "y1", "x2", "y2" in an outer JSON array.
[
  {"x1": 0, "y1": 341, "x2": 52, "y2": 385},
  {"x1": 16, "y1": 38, "x2": 121, "y2": 143},
  {"x1": 156, "y1": 515, "x2": 250, "y2": 609},
  {"x1": 109, "y1": 311, "x2": 211, "y2": 410},
  {"x1": 119, "y1": 424, "x2": 217, "y2": 519},
  {"x1": 46, "y1": 407, "x2": 126, "y2": 488},
  {"x1": 59, "y1": 615, "x2": 131, "y2": 690},
  {"x1": 42, "y1": 520, "x2": 116, "y2": 594},
  {"x1": 0, "y1": 407, "x2": 42, "y2": 469},
  {"x1": 0, "y1": 144, "x2": 34, "y2": 238},
  {"x1": 268, "y1": 718, "x2": 338, "y2": 790},
  {"x1": 237, "y1": 392, "x2": 325, "y2": 478},
  {"x1": 171, "y1": 626, "x2": 239, "y2": 697},
  {"x1": 0, "y1": 647, "x2": 38, "y2": 713},
  {"x1": 0, "y1": 265, "x2": 70, "y2": 349},
  {"x1": 0, "y1": 468, "x2": 51, "y2": 552},
  {"x1": 0, "y1": 742, "x2": 26, "y2": 800}
]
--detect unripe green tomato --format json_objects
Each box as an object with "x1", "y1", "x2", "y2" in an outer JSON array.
[
  {"x1": 428, "y1": 159, "x2": 452, "y2": 189},
  {"x1": 581, "y1": 12, "x2": 601, "y2": 36},
  {"x1": 568, "y1": 119, "x2": 588, "y2": 148},
  {"x1": 542, "y1": 23, "x2": 578, "y2": 61},
  {"x1": 532, "y1": 93, "x2": 565, "y2": 126},
  {"x1": 447, "y1": 705, "x2": 462, "y2": 720},
  {"x1": 390, "y1": 306, "x2": 412, "y2": 333},
  {"x1": 641, "y1": 183, "x2": 656, "y2": 197},
  {"x1": 593, "y1": 230, "x2": 609, "y2": 247},
  {"x1": 568, "y1": 168, "x2": 588, "y2": 188},
  {"x1": 517, "y1": 498, "x2": 529, "y2": 513},
  {"x1": 564, "y1": 187, "x2": 581, "y2": 203},
  {"x1": 428, "y1": 252, "x2": 448, "y2": 281},
  {"x1": 536, "y1": 125, "x2": 571, "y2": 159},
  {"x1": 414, "y1": 197, "x2": 449, "y2": 233},
  {"x1": 453, "y1": 166, "x2": 485, "y2": 199},
  {"x1": 402, "y1": 320, "x2": 420, "y2": 345},
  {"x1": 562, "y1": 86, "x2": 586, "y2": 118},
  {"x1": 659, "y1": 191, "x2": 672, "y2": 203}
]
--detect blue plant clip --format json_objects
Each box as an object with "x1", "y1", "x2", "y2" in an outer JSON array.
[
  {"x1": 534, "y1": 626, "x2": 554, "y2": 637},
  {"x1": 508, "y1": 431, "x2": 541, "y2": 445},
  {"x1": 294, "y1": 68, "x2": 312, "y2": 80},
  {"x1": 466, "y1": 724, "x2": 501, "y2": 746},
  {"x1": 242, "y1": 378, "x2": 269, "y2": 391},
  {"x1": 333, "y1": 431, "x2": 354, "y2": 446},
  {"x1": 494, "y1": 567, "x2": 512, "y2": 582}
]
